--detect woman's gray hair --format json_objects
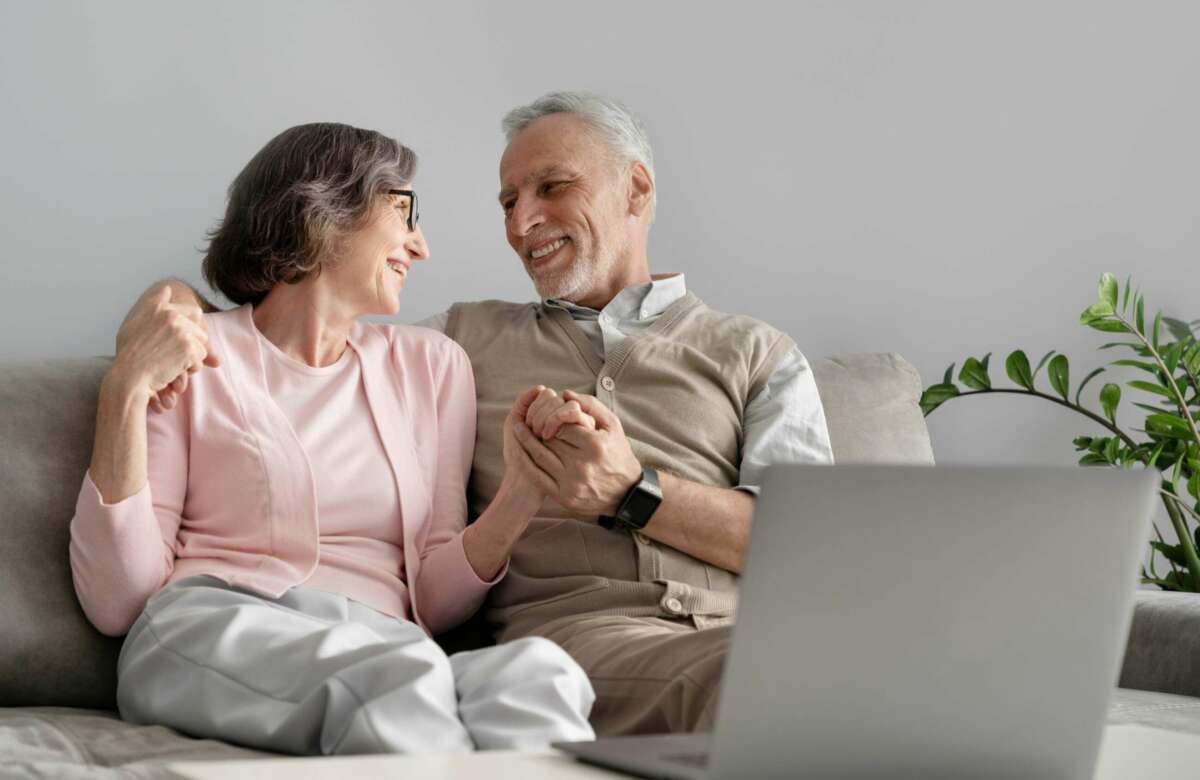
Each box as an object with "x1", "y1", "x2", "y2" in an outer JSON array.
[
  {"x1": 502, "y1": 90, "x2": 656, "y2": 221},
  {"x1": 202, "y1": 122, "x2": 416, "y2": 306}
]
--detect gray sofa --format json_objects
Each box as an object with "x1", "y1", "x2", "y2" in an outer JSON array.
[{"x1": 3, "y1": 354, "x2": 1199, "y2": 777}]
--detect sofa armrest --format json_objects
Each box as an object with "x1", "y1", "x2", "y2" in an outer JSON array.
[{"x1": 1119, "y1": 590, "x2": 1200, "y2": 698}]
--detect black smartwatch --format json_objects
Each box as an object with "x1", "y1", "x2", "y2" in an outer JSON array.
[{"x1": 599, "y1": 467, "x2": 663, "y2": 531}]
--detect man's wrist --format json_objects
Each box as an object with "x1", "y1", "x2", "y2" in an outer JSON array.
[
  {"x1": 600, "y1": 466, "x2": 663, "y2": 531},
  {"x1": 603, "y1": 461, "x2": 644, "y2": 515}
]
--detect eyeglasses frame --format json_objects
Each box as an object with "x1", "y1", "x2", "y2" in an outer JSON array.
[{"x1": 386, "y1": 189, "x2": 419, "y2": 232}]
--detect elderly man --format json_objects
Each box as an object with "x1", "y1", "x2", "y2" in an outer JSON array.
[{"x1": 125, "y1": 91, "x2": 833, "y2": 737}]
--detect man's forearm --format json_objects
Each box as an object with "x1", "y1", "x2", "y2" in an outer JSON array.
[{"x1": 639, "y1": 473, "x2": 754, "y2": 574}]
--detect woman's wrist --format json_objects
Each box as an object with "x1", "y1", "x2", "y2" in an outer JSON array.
[
  {"x1": 103, "y1": 362, "x2": 153, "y2": 406},
  {"x1": 496, "y1": 470, "x2": 546, "y2": 518}
]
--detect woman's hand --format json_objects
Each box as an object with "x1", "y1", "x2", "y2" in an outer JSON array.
[
  {"x1": 500, "y1": 388, "x2": 559, "y2": 507},
  {"x1": 464, "y1": 388, "x2": 580, "y2": 581},
  {"x1": 521, "y1": 385, "x2": 598, "y2": 441}
]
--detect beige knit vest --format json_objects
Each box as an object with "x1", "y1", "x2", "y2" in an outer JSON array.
[{"x1": 445, "y1": 293, "x2": 795, "y2": 641}]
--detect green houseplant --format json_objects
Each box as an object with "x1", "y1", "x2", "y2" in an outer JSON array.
[{"x1": 920, "y1": 274, "x2": 1200, "y2": 591}]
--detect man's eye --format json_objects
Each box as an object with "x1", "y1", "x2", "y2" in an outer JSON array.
[
  {"x1": 540, "y1": 181, "x2": 564, "y2": 195},
  {"x1": 502, "y1": 202, "x2": 515, "y2": 216}
]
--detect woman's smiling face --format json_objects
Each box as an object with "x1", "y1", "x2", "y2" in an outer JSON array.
[{"x1": 327, "y1": 189, "x2": 429, "y2": 317}]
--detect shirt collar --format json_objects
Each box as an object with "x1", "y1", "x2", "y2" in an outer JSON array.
[{"x1": 545, "y1": 273, "x2": 687, "y2": 322}]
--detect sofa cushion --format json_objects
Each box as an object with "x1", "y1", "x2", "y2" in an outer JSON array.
[
  {"x1": 0, "y1": 706, "x2": 270, "y2": 778},
  {"x1": 810, "y1": 353, "x2": 936, "y2": 465},
  {"x1": 0, "y1": 358, "x2": 122, "y2": 709},
  {"x1": 1119, "y1": 590, "x2": 1200, "y2": 699},
  {"x1": 1108, "y1": 687, "x2": 1200, "y2": 735}
]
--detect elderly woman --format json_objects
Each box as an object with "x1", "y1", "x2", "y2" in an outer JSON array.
[{"x1": 69, "y1": 123, "x2": 595, "y2": 755}]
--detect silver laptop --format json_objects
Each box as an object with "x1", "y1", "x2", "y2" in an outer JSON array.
[{"x1": 556, "y1": 465, "x2": 1158, "y2": 779}]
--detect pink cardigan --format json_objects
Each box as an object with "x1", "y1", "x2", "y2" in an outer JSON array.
[{"x1": 70, "y1": 304, "x2": 496, "y2": 637}]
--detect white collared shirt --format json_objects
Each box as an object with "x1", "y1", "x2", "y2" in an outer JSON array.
[{"x1": 419, "y1": 274, "x2": 834, "y2": 492}]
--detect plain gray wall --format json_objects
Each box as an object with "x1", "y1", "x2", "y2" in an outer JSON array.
[{"x1": 1, "y1": 0, "x2": 1196, "y2": 476}]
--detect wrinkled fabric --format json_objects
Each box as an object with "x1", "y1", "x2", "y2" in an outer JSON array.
[{"x1": 116, "y1": 577, "x2": 594, "y2": 755}]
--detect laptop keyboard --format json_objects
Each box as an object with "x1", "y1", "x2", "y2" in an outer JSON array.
[{"x1": 663, "y1": 752, "x2": 710, "y2": 768}]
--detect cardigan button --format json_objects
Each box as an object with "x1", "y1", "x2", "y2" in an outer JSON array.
[{"x1": 600, "y1": 376, "x2": 616, "y2": 392}]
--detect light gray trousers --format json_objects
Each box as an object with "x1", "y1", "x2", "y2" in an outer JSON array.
[{"x1": 116, "y1": 576, "x2": 595, "y2": 755}]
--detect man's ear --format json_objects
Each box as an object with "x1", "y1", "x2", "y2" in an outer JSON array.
[{"x1": 627, "y1": 161, "x2": 654, "y2": 219}]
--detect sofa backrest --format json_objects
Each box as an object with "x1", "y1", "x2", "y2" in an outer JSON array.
[
  {"x1": 0, "y1": 352, "x2": 934, "y2": 709},
  {"x1": 1, "y1": 358, "x2": 122, "y2": 709}
]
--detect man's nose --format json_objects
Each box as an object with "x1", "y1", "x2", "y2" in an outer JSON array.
[
  {"x1": 508, "y1": 198, "x2": 544, "y2": 239},
  {"x1": 406, "y1": 225, "x2": 429, "y2": 260}
]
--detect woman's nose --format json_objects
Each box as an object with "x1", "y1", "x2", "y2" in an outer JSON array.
[{"x1": 406, "y1": 225, "x2": 429, "y2": 260}]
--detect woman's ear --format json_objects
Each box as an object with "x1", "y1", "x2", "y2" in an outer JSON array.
[{"x1": 627, "y1": 162, "x2": 654, "y2": 219}]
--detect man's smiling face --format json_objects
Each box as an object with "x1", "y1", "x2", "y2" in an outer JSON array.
[{"x1": 498, "y1": 113, "x2": 632, "y2": 305}]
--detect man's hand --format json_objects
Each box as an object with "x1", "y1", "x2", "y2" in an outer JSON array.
[
  {"x1": 111, "y1": 286, "x2": 218, "y2": 410},
  {"x1": 514, "y1": 389, "x2": 641, "y2": 517},
  {"x1": 117, "y1": 282, "x2": 218, "y2": 412}
]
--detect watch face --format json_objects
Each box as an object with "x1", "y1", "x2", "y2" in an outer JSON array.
[{"x1": 623, "y1": 486, "x2": 663, "y2": 528}]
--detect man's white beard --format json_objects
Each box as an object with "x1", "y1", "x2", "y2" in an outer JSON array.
[{"x1": 530, "y1": 251, "x2": 599, "y2": 302}]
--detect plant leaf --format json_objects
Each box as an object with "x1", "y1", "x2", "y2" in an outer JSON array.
[
  {"x1": 1079, "y1": 453, "x2": 1109, "y2": 466},
  {"x1": 1110, "y1": 359, "x2": 1161, "y2": 374},
  {"x1": 1080, "y1": 301, "x2": 1115, "y2": 322},
  {"x1": 1164, "y1": 342, "x2": 1184, "y2": 376},
  {"x1": 1100, "y1": 383, "x2": 1121, "y2": 424},
  {"x1": 919, "y1": 384, "x2": 959, "y2": 416},
  {"x1": 1122, "y1": 275, "x2": 1132, "y2": 313},
  {"x1": 1165, "y1": 317, "x2": 1194, "y2": 341},
  {"x1": 1152, "y1": 311, "x2": 1163, "y2": 351},
  {"x1": 1098, "y1": 341, "x2": 1145, "y2": 351},
  {"x1": 1048, "y1": 354, "x2": 1070, "y2": 400},
  {"x1": 1098, "y1": 273, "x2": 1119, "y2": 309},
  {"x1": 1136, "y1": 294, "x2": 1145, "y2": 335},
  {"x1": 958, "y1": 357, "x2": 991, "y2": 391},
  {"x1": 1005, "y1": 350, "x2": 1034, "y2": 390},
  {"x1": 1148, "y1": 414, "x2": 1193, "y2": 436},
  {"x1": 943, "y1": 363, "x2": 955, "y2": 386},
  {"x1": 1151, "y1": 541, "x2": 1189, "y2": 567},
  {"x1": 1148, "y1": 441, "x2": 1167, "y2": 469},
  {"x1": 1185, "y1": 342, "x2": 1200, "y2": 373},
  {"x1": 1188, "y1": 471, "x2": 1200, "y2": 499},
  {"x1": 1074, "y1": 367, "x2": 1106, "y2": 406},
  {"x1": 1083, "y1": 319, "x2": 1130, "y2": 333},
  {"x1": 1129, "y1": 380, "x2": 1174, "y2": 398}
]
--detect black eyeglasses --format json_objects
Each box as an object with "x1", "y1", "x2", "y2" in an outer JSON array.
[{"x1": 386, "y1": 189, "x2": 419, "y2": 231}]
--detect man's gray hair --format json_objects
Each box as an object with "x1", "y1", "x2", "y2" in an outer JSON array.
[{"x1": 502, "y1": 90, "x2": 656, "y2": 221}]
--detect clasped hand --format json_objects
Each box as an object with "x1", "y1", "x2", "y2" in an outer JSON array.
[{"x1": 503, "y1": 385, "x2": 643, "y2": 517}]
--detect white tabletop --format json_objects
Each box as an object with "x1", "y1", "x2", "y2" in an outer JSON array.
[{"x1": 166, "y1": 724, "x2": 1199, "y2": 779}]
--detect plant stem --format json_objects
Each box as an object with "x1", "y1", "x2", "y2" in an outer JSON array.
[
  {"x1": 1142, "y1": 575, "x2": 1184, "y2": 592},
  {"x1": 1162, "y1": 489, "x2": 1200, "y2": 525},
  {"x1": 1151, "y1": 522, "x2": 1182, "y2": 582},
  {"x1": 1181, "y1": 358, "x2": 1200, "y2": 409},
  {"x1": 1113, "y1": 312, "x2": 1200, "y2": 453},
  {"x1": 941, "y1": 388, "x2": 1141, "y2": 451},
  {"x1": 1162, "y1": 496, "x2": 1200, "y2": 591}
]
